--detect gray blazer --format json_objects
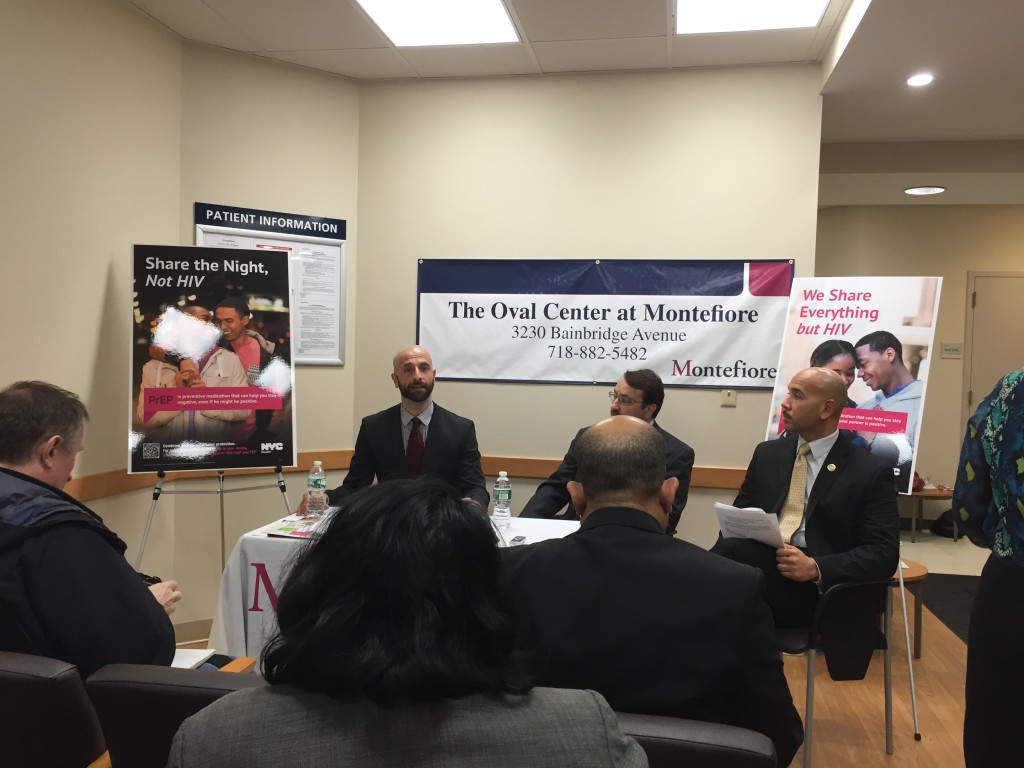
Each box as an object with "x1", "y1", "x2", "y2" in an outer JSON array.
[{"x1": 166, "y1": 685, "x2": 648, "y2": 768}]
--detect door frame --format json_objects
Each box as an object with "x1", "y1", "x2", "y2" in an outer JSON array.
[{"x1": 962, "y1": 270, "x2": 1024, "y2": 426}]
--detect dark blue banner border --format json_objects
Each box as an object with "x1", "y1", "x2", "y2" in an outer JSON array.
[
  {"x1": 195, "y1": 201, "x2": 346, "y2": 240},
  {"x1": 417, "y1": 258, "x2": 770, "y2": 297}
]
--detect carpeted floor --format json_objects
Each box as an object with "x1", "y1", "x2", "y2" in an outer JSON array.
[{"x1": 922, "y1": 573, "x2": 980, "y2": 643}]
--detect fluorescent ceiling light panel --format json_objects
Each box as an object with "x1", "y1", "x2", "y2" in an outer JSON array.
[
  {"x1": 356, "y1": 0, "x2": 519, "y2": 47},
  {"x1": 676, "y1": 0, "x2": 830, "y2": 34}
]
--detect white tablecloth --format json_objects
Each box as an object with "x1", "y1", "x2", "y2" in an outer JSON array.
[{"x1": 208, "y1": 516, "x2": 579, "y2": 658}]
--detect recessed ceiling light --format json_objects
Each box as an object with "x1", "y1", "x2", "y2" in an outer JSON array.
[
  {"x1": 676, "y1": 0, "x2": 830, "y2": 34},
  {"x1": 356, "y1": 0, "x2": 519, "y2": 47},
  {"x1": 907, "y1": 73, "x2": 935, "y2": 87},
  {"x1": 904, "y1": 186, "x2": 946, "y2": 196}
]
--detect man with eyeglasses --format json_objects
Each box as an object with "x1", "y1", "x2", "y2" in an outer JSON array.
[{"x1": 520, "y1": 369, "x2": 694, "y2": 534}]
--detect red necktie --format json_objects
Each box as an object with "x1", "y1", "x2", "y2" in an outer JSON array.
[{"x1": 407, "y1": 417, "x2": 424, "y2": 476}]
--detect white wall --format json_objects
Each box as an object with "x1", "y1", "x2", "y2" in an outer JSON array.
[
  {"x1": 0, "y1": 0, "x2": 181, "y2": 476},
  {"x1": 1, "y1": 2, "x2": 363, "y2": 631},
  {"x1": 2, "y1": 1, "x2": 825, "y2": 631},
  {"x1": 356, "y1": 66, "x2": 823, "y2": 544},
  {"x1": 816, "y1": 205, "x2": 1024, "y2": 488},
  {"x1": 180, "y1": 42, "x2": 361, "y2": 453},
  {"x1": 356, "y1": 66, "x2": 823, "y2": 458}
]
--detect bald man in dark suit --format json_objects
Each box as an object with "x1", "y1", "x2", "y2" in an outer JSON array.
[
  {"x1": 296, "y1": 346, "x2": 488, "y2": 512},
  {"x1": 713, "y1": 367, "x2": 900, "y2": 679}
]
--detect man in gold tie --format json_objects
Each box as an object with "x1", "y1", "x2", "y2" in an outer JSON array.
[{"x1": 712, "y1": 367, "x2": 899, "y2": 677}]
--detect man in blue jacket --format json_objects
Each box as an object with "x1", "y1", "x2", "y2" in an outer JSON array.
[{"x1": 0, "y1": 380, "x2": 181, "y2": 676}]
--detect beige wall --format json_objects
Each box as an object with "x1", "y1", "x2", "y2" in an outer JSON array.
[
  {"x1": 816, "y1": 205, "x2": 1024, "y2": 489},
  {"x1": 1, "y1": 0, "x2": 832, "y2": 632},
  {"x1": 356, "y1": 66, "x2": 823, "y2": 464},
  {"x1": 0, "y1": 0, "x2": 181, "y2": 476},
  {"x1": 179, "y1": 42, "x2": 362, "y2": 453},
  {"x1": 12, "y1": 3, "x2": 1017, "y2": 632},
  {"x1": 1, "y1": 2, "x2": 364, "y2": 629},
  {"x1": 355, "y1": 66, "x2": 823, "y2": 548}
]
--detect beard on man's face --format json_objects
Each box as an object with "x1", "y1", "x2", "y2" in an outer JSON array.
[{"x1": 399, "y1": 380, "x2": 434, "y2": 402}]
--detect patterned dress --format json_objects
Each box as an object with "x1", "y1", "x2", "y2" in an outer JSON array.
[{"x1": 954, "y1": 369, "x2": 1024, "y2": 566}]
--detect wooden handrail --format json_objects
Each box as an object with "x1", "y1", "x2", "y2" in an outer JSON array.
[{"x1": 66, "y1": 451, "x2": 745, "y2": 503}]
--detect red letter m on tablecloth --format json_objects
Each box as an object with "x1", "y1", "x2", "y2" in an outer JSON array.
[{"x1": 248, "y1": 562, "x2": 279, "y2": 612}]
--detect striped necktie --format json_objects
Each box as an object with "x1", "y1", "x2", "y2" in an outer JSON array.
[{"x1": 778, "y1": 443, "x2": 811, "y2": 543}]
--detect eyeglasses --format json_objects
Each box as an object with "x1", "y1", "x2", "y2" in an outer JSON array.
[{"x1": 608, "y1": 391, "x2": 645, "y2": 407}]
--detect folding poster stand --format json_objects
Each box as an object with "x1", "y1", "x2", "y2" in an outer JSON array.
[{"x1": 134, "y1": 468, "x2": 292, "y2": 570}]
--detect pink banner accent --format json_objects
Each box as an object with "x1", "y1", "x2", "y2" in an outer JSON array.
[
  {"x1": 748, "y1": 261, "x2": 793, "y2": 296},
  {"x1": 248, "y1": 562, "x2": 279, "y2": 613},
  {"x1": 142, "y1": 387, "x2": 282, "y2": 423},
  {"x1": 838, "y1": 408, "x2": 908, "y2": 435}
]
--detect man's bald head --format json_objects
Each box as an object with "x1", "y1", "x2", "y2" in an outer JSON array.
[
  {"x1": 811, "y1": 366, "x2": 849, "y2": 412},
  {"x1": 780, "y1": 367, "x2": 847, "y2": 441},
  {"x1": 574, "y1": 416, "x2": 667, "y2": 506},
  {"x1": 392, "y1": 345, "x2": 432, "y2": 372}
]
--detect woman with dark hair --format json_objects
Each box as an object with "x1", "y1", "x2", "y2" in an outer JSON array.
[
  {"x1": 809, "y1": 339, "x2": 857, "y2": 394},
  {"x1": 166, "y1": 477, "x2": 647, "y2": 768}
]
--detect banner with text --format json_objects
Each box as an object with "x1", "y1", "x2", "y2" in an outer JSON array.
[
  {"x1": 417, "y1": 259, "x2": 793, "y2": 388},
  {"x1": 129, "y1": 244, "x2": 297, "y2": 473},
  {"x1": 765, "y1": 276, "x2": 942, "y2": 494}
]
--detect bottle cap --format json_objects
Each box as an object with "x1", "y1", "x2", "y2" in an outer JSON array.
[
  {"x1": 498, "y1": 471, "x2": 508, "y2": 477},
  {"x1": 313, "y1": 461, "x2": 322, "y2": 466}
]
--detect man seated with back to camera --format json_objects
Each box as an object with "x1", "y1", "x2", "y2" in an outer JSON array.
[
  {"x1": 0, "y1": 381, "x2": 181, "y2": 677},
  {"x1": 168, "y1": 477, "x2": 647, "y2": 768},
  {"x1": 502, "y1": 415, "x2": 803, "y2": 767},
  {"x1": 520, "y1": 369, "x2": 695, "y2": 534},
  {"x1": 712, "y1": 367, "x2": 900, "y2": 680}
]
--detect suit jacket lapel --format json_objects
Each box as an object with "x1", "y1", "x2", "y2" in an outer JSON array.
[
  {"x1": 806, "y1": 435, "x2": 849, "y2": 517},
  {"x1": 388, "y1": 406, "x2": 408, "y2": 467},
  {"x1": 420, "y1": 405, "x2": 444, "y2": 467}
]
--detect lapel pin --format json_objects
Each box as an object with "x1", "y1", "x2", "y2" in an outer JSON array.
[{"x1": 826, "y1": 463, "x2": 836, "y2": 472}]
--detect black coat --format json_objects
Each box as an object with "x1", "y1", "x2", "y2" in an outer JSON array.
[
  {"x1": 501, "y1": 507, "x2": 804, "y2": 767},
  {"x1": 327, "y1": 403, "x2": 489, "y2": 509},
  {"x1": 519, "y1": 423, "x2": 695, "y2": 534},
  {"x1": 733, "y1": 433, "x2": 900, "y2": 680},
  {"x1": 735, "y1": 433, "x2": 900, "y2": 590},
  {"x1": 0, "y1": 468, "x2": 175, "y2": 677}
]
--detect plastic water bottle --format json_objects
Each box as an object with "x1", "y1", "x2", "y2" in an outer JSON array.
[
  {"x1": 306, "y1": 460, "x2": 327, "y2": 516},
  {"x1": 492, "y1": 471, "x2": 511, "y2": 529}
]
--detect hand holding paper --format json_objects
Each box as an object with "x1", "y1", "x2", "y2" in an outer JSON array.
[{"x1": 714, "y1": 502, "x2": 784, "y2": 548}]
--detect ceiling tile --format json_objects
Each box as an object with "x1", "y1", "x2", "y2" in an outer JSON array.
[
  {"x1": 533, "y1": 37, "x2": 668, "y2": 74},
  {"x1": 131, "y1": 0, "x2": 264, "y2": 52},
  {"x1": 204, "y1": 0, "x2": 386, "y2": 51},
  {"x1": 267, "y1": 48, "x2": 416, "y2": 80},
  {"x1": 510, "y1": 0, "x2": 667, "y2": 42},
  {"x1": 400, "y1": 44, "x2": 540, "y2": 79}
]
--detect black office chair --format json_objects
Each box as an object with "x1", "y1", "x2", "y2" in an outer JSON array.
[
  {"x1": 87, "y1": 662, "x2": 266, "y2": 768},
  {"x1": 775, "y1": 580, "x2": 892, "y2": 768},
  {"x1": 0, "y1": 650, "x2": 110, "y2": 767},
  {"x1": 617, "y1": 711, "x2": 777, "y2": 768}
]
